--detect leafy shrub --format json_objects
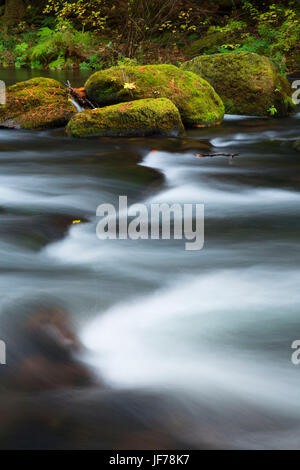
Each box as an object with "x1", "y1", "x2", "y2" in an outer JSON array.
[
  {"x1": 29, "y1": 19, "x2": 92, "y2": 67},
  {"x1": 188, "y1": 3, "x2": 299, "y2": 72},
  {"x1": 48, "y1": 55, "x2": 65, "y2": 70},
  {"x1": 30, "y1": 60, "x2": 43, "y2": 69},
  {"x1": 79, "y1": 54, "x2": 104, "y2": 70},
  {"x1": 14, "y1": 42, "x2": 29, "y2": 68}
]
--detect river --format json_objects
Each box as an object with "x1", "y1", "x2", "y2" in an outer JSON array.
[{"x1": 0, "y1": 68, "x2": 299, "y2": 449}]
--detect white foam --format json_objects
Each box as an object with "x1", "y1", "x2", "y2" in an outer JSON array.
[{"x1": 81, "y1": 268, "x2": 300, "y2": 415}]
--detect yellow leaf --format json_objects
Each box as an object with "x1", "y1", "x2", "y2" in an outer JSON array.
[{"x1": 124, "y1": 82, "x2": 136, "y2": 90}]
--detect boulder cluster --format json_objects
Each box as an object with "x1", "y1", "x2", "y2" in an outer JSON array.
[{"x1": 0, "y1": 53, "x2": 296, "y2": 138}]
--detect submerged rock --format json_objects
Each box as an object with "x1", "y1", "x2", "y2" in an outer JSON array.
[
  {"x1": 0, "y1": 213, "x2": 86, "y2": 251},
  {"x1": 0, "y1": 389, "x2": 197, "y2": 450},
  {"x1": 85, "y1": 64, "x2": 224, "y2": 127},
  {"x1": 0, "y1": 77, "x2": 76, "y2": 130},
  {"x1": 182, "y1": 52, "x2": 296, "y2": 117},
  {"x1": 0, "y1": 299, "x2": 97, "y2": 392},
  {"x1": 66, "y1": 98, "x2": 185, "y2": 138}
]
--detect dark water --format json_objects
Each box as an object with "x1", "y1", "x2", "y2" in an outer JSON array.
[
  {"x1": 1, "y1": 67, "x2": 90, "y2": 87},
  {"x1": 0, "y1": 68, "x2": 300, "y2": 449}
]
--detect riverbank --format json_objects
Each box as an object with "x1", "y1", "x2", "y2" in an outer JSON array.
[{"x1": 0, "y1": 2, "x2": 299, "y2": 74}]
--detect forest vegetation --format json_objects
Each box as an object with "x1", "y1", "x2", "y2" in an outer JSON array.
[{"x1": 0, "y1": 0, "x2": 299, "y2": 73}]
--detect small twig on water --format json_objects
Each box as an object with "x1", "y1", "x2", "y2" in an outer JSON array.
[
  {"x1": 196, "y1": 152, "x2": 239, "y2": 158},
  {"x1": 196, "y1": 152, "x2": 239, "y2": 164}
]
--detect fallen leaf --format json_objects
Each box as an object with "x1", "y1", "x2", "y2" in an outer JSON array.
[{"x1": 124, "y1": 82, "x2": 136, "y2": 90}]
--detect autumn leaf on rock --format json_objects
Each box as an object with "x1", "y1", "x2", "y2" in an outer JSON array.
[{"x1": 124, "y1": 82, "x2": 137, "y2": 90}]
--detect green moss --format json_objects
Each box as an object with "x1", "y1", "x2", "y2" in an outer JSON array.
[
  {"x1": 182, "y1": 52, "x2": 296, "y2": 117},
  {"x1": 66, "y1": 98, "x2": 185, "y2": 138},
  {"x1": 187, "y1": 32, "x2": 229, "y2": 58},
  {"x1": 0, "y1": 77, "x2": 76, "y2": 130},
  {"x1": 85, "y1": 64, "x2": 224, "y2": 127}
]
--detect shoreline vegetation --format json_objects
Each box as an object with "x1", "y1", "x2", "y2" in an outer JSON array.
[
  {"x1": 0, "y1": 1, "x2": 299, "y2": 74},
  {"x1": 0, "y1": 1, "x2": 298, "y2": 137}
]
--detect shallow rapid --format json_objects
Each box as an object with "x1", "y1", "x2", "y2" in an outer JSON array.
[{"x1": 0, "y1": 69, "x2": 300, "y2": 449}]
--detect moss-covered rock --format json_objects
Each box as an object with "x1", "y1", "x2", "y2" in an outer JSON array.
[
  {"x1": 0, "y1": 77, "x2": 76, "y2": 130},
  {"x1": 85, "y1": 64, "x2": 224, "y2": 127},
  {"x1": 182, "y1": 52, "x2": 296, "y2": 117},
  {"x1": 66, "y1": 98, "x2": 185, "y2": 138}
]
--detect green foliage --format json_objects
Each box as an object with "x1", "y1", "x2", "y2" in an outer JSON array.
[
  {"x1": 0, "y1": 1, "x2": 298, "y2": 73},
  {"x1": 268, "y1": 105, "x2": 278, "y2": 116},
  {"x1": 188, "y1": 20, "x2": 249, "y2": 57},
  {"x1": 14, "y1": 41, "x2": 29, "y2": 68},
  {"x1": 116, "y1": 57, "x2": 138, "y2": 67},
  {"x1": 30, "y1": 60, "x2": 43, "y2": 69},
  {"x1": 43, "y1": 0, "x2": 204, "y2": 37},
  {"x1": 42, "y1": 0, "x2": 213, "y2": 58},
  {"x1": 14, "y1": 42, "x2": 29, "y2": 56},
  {"x1": 44, "y1": 0, "x2": 108, "y2": 32},
  {"x1": 48, "y1": 55, "x2": 65, "y2": 70},
  {"x1": 29, "y1": 19, "x2": 92, "y2": 68},
  {"x1": 188, "y1": 2, "x2": 299, "y2": 72},
  {"x1": 78, "y1": 61, "x2": 90, "y2": 71},
  {"x1": 79, "y1": 54, "x2": 104, "y2": 71}
]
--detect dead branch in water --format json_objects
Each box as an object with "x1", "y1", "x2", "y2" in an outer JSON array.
[
  {"x1": 65, "y1": 81, "x2": 96, "y2": 109},
  {"x1": 196, "y1": 152, "x2": 239, "y2": 164},
  {"x1": 196, "y1": 152, "x2": 239, "y2": 158}
]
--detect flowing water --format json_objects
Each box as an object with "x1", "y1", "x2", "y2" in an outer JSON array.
[{"x1": 0, "y1": 69, "x2": 300, "y2": 449}]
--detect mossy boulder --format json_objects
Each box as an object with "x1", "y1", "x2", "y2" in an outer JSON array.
[
  {"x1": 66, "y1": 98, "x2": 185, "y2": 138},
  {"x1": 182, "y1": 52, "x2": 296, "y2": 117},
  {"x1": 85, "y1": 64, "x2": 224, "y2": 127},
  {"x1": 0, "y1": 77, "x2": 76, "y2": 130}
]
